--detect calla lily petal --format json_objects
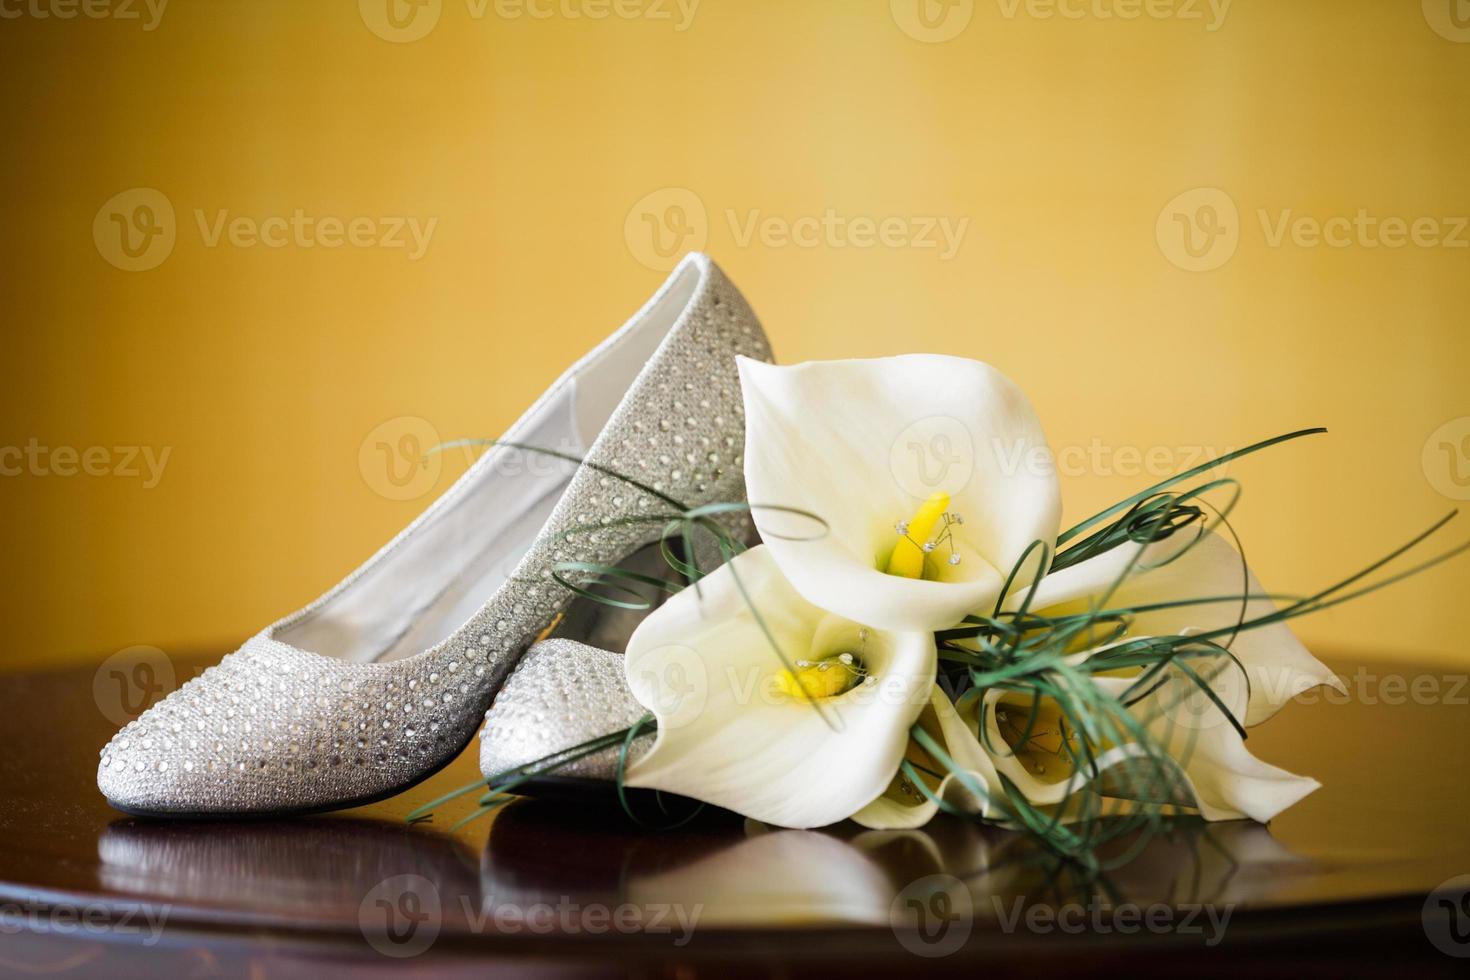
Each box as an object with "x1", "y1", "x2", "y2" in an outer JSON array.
[
  {"x1": 1022, "y1": 530, "x2": 1343, "y2": 726},
  {"x1": 977, "y1": 670, "x2": 1322, "y2": 822},
  {"x1": 1125, "y1": 674, "x2": 1323, "y2": 822},
  {"x1": 624, "y1": 546, "x2": 935, "y2": 829},
  {"x1": 1158, "y1": 723, "x2": 1322, "y2": 823},
  {"x1": 629, "y1": 826, "x2": 896, "y2": 926},
  {"x1": 851, "y1": 685, "x2": 1001, "y2": 830},
  {"x1": 739, "y1": 355, "x2": 1061, "y2": 632}
]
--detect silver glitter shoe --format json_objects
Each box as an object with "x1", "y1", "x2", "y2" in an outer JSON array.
[
  {"x1": 98, "y1": 253, "x2": 771, "y2": 816},
  {"x1": 478, "y1": 638, "x2": 652, "y2": 787}
]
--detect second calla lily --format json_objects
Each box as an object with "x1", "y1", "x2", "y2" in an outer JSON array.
[
  {"x1": 738, "y1": 355, "x2": 1062, "y2": 634},
  {"x1": 623, "y1": 545, "x2": 936, "y2": 829}
]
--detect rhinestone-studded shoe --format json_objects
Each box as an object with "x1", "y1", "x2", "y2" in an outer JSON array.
[
  {"x1": 479, "y1": 638, "x2": 653, "y2": 786},
  {"x1": 98, "y1": 253, "x2": 772, "y2": 816}
]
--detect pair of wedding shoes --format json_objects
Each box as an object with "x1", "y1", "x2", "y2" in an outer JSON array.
[{"x1": 98, "y1": 253, "x2": 767, "y2": 816}]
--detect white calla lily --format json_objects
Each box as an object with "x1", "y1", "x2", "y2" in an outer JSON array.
[
  {"x1": 1018, "y1": 529, "x2": 1343, "y2": 727},
  {"x1": 970, "y1": 530, "x2": 1344, "y2": 822},
  {"x1": 1133, "y1": 678, "x2": 1326, "y2": 823},
  {"x1": 623, "y1": 545, "x2": 935, "y2": 829},
  {"x1": 629, "y1": 826, "x2": 897, "y2": 926},
  {"x1": 628, "y1": 352, "x2": 1343, "y2": 831},
  {"x1": 977, "y1": 670, "x2": 1322, "y2": 823},
  {"x1": 739, "y1": 355, "x2": 1061, "y2": 633},
  {"x1": 851, "y1": 685, "x2": 1001, "y2": 830}
]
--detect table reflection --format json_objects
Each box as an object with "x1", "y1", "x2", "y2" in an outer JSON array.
[
  {"x1": 94, "y1": 802, "x2": 1310, "y2": 932},
  {"x1": 478, "y1": 800, "x2": 1310, "y2": 929},
  {"x1": 98, "y1": 817, "x2": 482, "y2": 924}
]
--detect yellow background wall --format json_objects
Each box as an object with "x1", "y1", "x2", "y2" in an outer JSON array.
[{"x1": 1, "y1": 0, "x2": 1466, "y2": 670}]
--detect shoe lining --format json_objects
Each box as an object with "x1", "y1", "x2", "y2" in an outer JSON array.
[{"x1": 275, "y1": 262, "x2": 705, "y2": 664}]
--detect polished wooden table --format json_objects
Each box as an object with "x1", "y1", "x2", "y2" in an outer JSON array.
[{"x1": 2, "y1": 651, "x2": 1468, "y2": 977}]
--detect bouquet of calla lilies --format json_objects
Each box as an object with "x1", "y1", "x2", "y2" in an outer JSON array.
[{"x1": 421, "y1": 354, "x2": 1466, "y2": 868}]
